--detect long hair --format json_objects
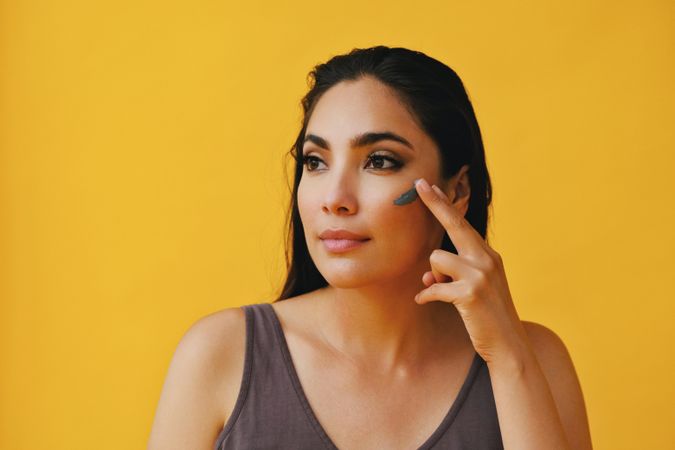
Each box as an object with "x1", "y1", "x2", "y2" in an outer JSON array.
[{"x1": 273, "y1": 45, "x2": 493, "y2": 302}]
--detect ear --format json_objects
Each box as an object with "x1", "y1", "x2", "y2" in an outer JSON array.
[{"x1": 444, "y1": 164, "x2": 470, "y2": 216}]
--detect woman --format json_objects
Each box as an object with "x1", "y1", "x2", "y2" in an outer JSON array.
[{"x1": 148, "y1": 46, "x2": 593, "y2": 449}]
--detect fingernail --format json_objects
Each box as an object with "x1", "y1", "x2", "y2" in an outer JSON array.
[{"x1": 415, "y1": 178, "x2": 431, "y2": 193}]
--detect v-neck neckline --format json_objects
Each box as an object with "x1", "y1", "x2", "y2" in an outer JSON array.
[{"x1": 263, "y1": 302, "x2": 484, "y2": 450}]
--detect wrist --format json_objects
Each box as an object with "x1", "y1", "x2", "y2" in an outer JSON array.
[{"x1": 485, "y1": 338, "x2": 538, "y2": 377}]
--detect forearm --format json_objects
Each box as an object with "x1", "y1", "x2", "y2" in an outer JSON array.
[{"x1": 487, "y1": 344, "x2": 571, "y2": 450}]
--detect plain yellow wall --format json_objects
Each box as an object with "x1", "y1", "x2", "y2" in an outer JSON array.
[{"x1": 1, "y1": 0, "x2": 673, "y2": 448}]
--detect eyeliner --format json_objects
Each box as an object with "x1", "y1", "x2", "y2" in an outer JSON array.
[{"x1": 393, "y1": 178, "x2": 422, "y2": 206}]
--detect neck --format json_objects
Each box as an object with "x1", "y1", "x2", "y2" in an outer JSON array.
[{"x1": 311, "y1": 276, "x2": 467, "y2": 375}]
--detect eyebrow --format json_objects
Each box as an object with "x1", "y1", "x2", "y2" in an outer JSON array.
[{"x1": 303, "y1": 131, "x2": 415, "y2": 152}]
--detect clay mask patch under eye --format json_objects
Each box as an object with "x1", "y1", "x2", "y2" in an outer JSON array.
[{"x1": 393, "y1": 179, "x2": 421, "y2": 206}]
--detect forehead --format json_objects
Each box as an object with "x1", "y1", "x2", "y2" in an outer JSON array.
[{"x1": 305, "y1": 76, "x2": 432, "y2": 150}]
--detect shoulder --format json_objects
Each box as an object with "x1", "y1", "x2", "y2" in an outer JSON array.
[
  {"x1": 168, "y1": 307, "x2": 247, "y2": 390},
  {"x1": 180, "y1": 307, "x2": 247, "y2": 359},
  {"x1": 147, "y1": 307, "x2": 247, "y2": 450},
  {"x1": 521, "y1": 320, "x2": 594, "y2": 450},
  {"x1": 521, "y1": 320, "x2": 569, "y2": 360},
  {"x1": 520, "y1": 320, "x2": 581, "y2": 395},
  {"x1": 521, "y1": 321, "x2": 584, "y2": 387},
  {"x1": 177, "y1": 306, "x2": 249, "y2": 402}
]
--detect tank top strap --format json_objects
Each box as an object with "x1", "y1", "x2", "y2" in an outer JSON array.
[
  {"x1": 246, "y1": 302, "x2": 294, "y2": 381},
  {"x1": 213, "y1": 302, "x2": 333, "y2": 450}
]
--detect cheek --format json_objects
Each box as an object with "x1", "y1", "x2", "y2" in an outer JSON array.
[
  {"x1": 371, "y1": 203, "x2": 410, "y2": 233},
  {"x1": 370, "y1": 201, "x2": 441, "y2": 253},
  {"x1": 297, "y1": 184, "x2": 314, "y2": 222}
]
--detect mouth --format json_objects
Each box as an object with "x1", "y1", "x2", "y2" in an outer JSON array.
[{"x1": 320, "y1": 238, "x2": 371, "y2": 253}]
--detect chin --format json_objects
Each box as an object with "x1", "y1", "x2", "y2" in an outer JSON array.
[
  {"x1": 319, "y1": 261, "x2": 412, "y2": 289},
  {"x1": 315, "y1": 260, "x2": 375, "y2": 287},
  {"x1": 324, "y1": 275, "x2": 378, "y2": 288}
]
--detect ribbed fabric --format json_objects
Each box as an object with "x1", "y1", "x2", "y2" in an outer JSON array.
[{"x1": 214, "y1": 303, "x2": 503, "y2": 449}]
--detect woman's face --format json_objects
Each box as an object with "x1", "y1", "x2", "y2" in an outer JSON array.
[{"x1": 298, "y1": 76, "x2": 452, "y2": 288}]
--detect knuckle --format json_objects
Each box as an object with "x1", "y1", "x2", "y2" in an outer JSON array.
[
  {"x1": 483, "y1": 256, "x2": 498, "y2": 272},
  {"x1": 475, "y1": 252, "x2": 496, "y2": 272},
  {"x1": 457, "y1": 281, "x2": 470, "y2": 297},
  {"x1": 486, "y1": 246, "x2": 502, "y2": 262},
  {"x1": 473, "y1": 269, "x2": 488, "y2": 285},
  {"x1": 464, "y1": 285, "x2": 478, "y2": 303}
]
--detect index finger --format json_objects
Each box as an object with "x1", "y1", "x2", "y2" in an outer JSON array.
[{"x1": 414, "y1": 178, "x2": 485, "y2": 255}]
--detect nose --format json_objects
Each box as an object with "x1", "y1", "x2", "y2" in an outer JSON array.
[{"x1": 320, "y1": 171, "x2": 359, "y2": 215}]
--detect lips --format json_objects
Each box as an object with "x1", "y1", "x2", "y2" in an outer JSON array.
[
  {"x1": 319, "y1": 229, "x2": 370, "y2": 240},
  {"x1": 322, "y1": 238, "x2": 369, "y2": 253}
]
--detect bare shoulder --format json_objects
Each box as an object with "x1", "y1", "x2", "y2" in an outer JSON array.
[
  {"x1": 521, "y1": 320, "x2": 594, "y2": 450},
  {"x1": 521, "y1": 320, "x2": 570, "y2": 359},
  {"x1": 169, "y1": 307, "x2": 247, "y2": 397},
  {"x1": 521, "y1": 320, "x2": 585, "y2": 385},
  {"x1": 187, "y1": 307, "x2": 247, "y2": 357},
  {"x1": 147, "y1": 307, "x2": 246, "y2": 450}
]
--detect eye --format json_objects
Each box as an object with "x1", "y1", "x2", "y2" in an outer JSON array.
[
  {"x1": 365, "y1": 153, "x2": 402, "y2": 170},
  {"x1": 301, "y1": 155, "x2": 325, "y2": 172},
  {"x1": 301, "y1": 152, "x2": 403, "y2": 172}
]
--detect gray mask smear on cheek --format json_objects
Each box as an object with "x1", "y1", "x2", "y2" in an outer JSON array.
[{"x1": 393, "y1": 179, "x2": 421, "y2": 206}]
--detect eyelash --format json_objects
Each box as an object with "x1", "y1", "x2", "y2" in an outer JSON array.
[{"x1": 301, "y1": 152, "x2": 404, "y2": 172}]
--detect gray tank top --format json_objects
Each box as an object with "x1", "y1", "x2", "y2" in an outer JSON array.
[{"x1": 213, "y1": 302, "x2": 503, "y2": 449}]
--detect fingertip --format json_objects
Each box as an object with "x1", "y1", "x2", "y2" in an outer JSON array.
[
  {"x1": 415, "y1": 178, "x2": 431, "y2": 194},
  {"x1": 422, "y1": 271, "x2": 433, "y2": 286}
]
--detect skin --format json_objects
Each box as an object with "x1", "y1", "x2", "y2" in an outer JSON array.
[
  {"x1": 297, "y1": 75, "x2": 472, "y2": 371},
  {"x1": 147, "y1": 75, "x2": 593, "y2": 450}
]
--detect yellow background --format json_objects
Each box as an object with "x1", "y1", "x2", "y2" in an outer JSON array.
[{"x1": 1, "y1": 1, "x2": 673, "y2": 449}]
